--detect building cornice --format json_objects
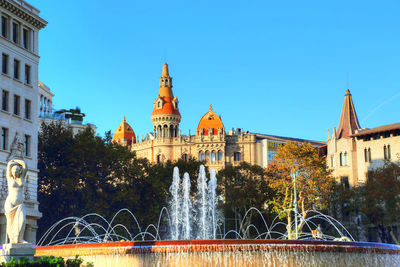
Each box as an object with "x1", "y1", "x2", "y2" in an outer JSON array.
[{"x1": 0, "y1": 0, "x2": 47, "y2": 29}]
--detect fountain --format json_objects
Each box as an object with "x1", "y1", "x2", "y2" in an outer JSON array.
[{"x1": 35, "y1": 165, "x2": 400, "y2": 266}]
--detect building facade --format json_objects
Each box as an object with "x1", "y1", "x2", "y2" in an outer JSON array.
[
  {"x1": 0, "y1": 0, "x2": 46, "y2": 243},
  {"x1": 327, "y1": 89, "x2": 400, "y2": 187},
  {"x1": 114, "y1": 63, "x2": 324, "y2": 170}
]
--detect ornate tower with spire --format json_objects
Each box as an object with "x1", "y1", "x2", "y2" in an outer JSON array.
[
  {"x1": 151, "y1": 63, "x2": 181, "y2": 138},
  {"x1": 327, "y1": 89, "x2": 361, "y2": 187}
]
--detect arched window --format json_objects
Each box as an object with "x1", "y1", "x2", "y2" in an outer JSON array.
[
  {"x1": 205, "y1": 151, "x2": 210, "y2": 162},
  {"x1": 199, "y1": 151, "x2": 205, "y2": 161},
  {"x1": 388, "y1": 145, "x2": 391, "y2": 159},
  {"x1": 163, "y1": 125, "x2": 168, "y2": 137},
  {"x1": 364, "y1": 148, "x2": 368, "y2": 162},
  {"x1": 344, "y1": 152, "x2": 348, "y2": 166},
  {"x1": 339, "y1": 153, "x2": 343, "y2": 166},
  {"x1": 217, "y1": 151, "x2": 223, "y2": 161},
  {"x1": 211, "y1": 151, "x2": 216, "y2": 162},
  {"x1": 158, "y1": 125, "x2": 162, "y2": 138},
  {"x1": 157, "y1": 154, "x2": 162, "y2": 164},
  {"x1": 368, "y1": 148, "x2": 371, "y2": 163},
  {"x1": 384, "y1": 145, "x2": 387, "y2": 160},
  {"x1": 182, "y1": 153, "x2": 188, "y2": 161}
]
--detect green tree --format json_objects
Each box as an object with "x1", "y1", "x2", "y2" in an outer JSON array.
[
  {"x1": 362, "y1": 161, "x2": 400, "y2": 244},
  {"x1": 218, "y1": 162, "x2": 272, "y2": 238}
]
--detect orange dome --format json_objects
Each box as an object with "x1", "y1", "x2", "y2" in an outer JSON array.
[
  {"x1": 197, "y1": 105, "x2": 224, "y2": 135},
  {"x1": 113, "y1": 116, "x2": 136, "y2": 145}
]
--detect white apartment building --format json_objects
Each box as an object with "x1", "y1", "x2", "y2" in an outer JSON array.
[{"x1": 0, "y1": 0, "x2": 46, "y2": 243}]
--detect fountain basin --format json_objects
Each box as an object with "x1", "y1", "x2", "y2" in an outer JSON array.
[{"x1": 35, "y1": 239, "x2": 400, "y2": 267}]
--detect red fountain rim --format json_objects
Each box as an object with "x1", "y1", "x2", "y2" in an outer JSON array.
[{"x1": 35, "y1": 239, "x2": 400, "y2": 256}]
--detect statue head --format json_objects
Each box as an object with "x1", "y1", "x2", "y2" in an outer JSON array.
[
  {"x1": 11, "y1": 164, "x2": 23, "y2": 178},
  {"x1": 7, "y1": 132, "x2": 25, "y2": 162},
  {"x1": 7, "y1": 159, "x2": 27, "y2": 180}
]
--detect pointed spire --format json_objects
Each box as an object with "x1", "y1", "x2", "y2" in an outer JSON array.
[
  {"x1": 336, "y1": 89, "x2": 361, "y2": 139},
  {"x1": 162, "y1": 63, "x2": 169, "y2": 77},
  {"x1": 327, "y1": 128, "x2": 330, "y2": 141},
  {"x1": 209, "y1": 104, "x2": 213, "y2": 110},
  {"x1": 123, "y1": 115, "x2": 126, "y2": 123}
]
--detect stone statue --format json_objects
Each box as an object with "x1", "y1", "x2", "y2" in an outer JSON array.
[
  {"x1": 3, "y1": 133, "x2": 28, "y2": 244},
  {"x1": 4, "y1": 158, "x2": 28, "y2": 243}
]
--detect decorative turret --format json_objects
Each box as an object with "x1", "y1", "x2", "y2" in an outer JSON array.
[
  {"x1": 151, "y1": 63, "x2": 181, "y2": 138},
  {"x1": 336, "y1": 89, "x2": 361, "y2": 139},
  {"x1": 113, "y1": 116, "x2": 136, "y2": 146},
  {"x1": 197, "y1": 105, "x2": 224, "y2": 135}
]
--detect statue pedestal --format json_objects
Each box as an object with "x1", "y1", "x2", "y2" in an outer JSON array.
[{"x1": 0, "y1": 243, "x2": 36, "y2": 263}]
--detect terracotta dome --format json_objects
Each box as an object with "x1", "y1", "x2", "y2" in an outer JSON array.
[
  {"x1": 197, "y1": 105, "x2": 224, "y2": 135},
  {"x1": 113, "y1": 116, "x2": 136, "y2": 145}
]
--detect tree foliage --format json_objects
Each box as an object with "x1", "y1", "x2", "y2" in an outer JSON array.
[
  {"x1": 218, "y1": 162, "x2": 272, "y2": 236},
  {"x1": 362, "y1": 161, "x2": 400, "y2": 243},
  {"x1": 37, "y1": 122, "x2": 205, "y2": 239},
  {"x1": 266, "y1": 141, "x2": 334, "y2": 234}
]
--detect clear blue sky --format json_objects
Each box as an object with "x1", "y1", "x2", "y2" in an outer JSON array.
[{"x1": 31, "y1": 0, "x2": 400, "y2": 142}]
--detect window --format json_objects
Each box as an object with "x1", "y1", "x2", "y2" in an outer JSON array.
[
  {"x1": 211, "y1": 151, "x2": 216, "y2": 162},
  {"x1": 205, "y1": 151, "x2": 210, "y2": 162},
  {"x1": 330, "y1": 155, "x2": 334, "y2": 167},
  {"x1": 199, "y1": 151, "x2": 205, "y2": 161},
  {"x1": 384, "y1": 145, "x2": 391, "y2": 160},
  {"x1": 340, "y1": 177, "x2": 349, "y2": 190},
  {"x1": 182, "y1": 153, "x2": 188, "y2": 162},
  {"x1": 2, "y1": 90, "x2": 9, "y2": 111},
  {"x1": 1, "y1": 128, "x2": 8, "y2": 150},
  {"x1": 1, "y1": 16, "x2": 7, "y2": 37},
  {"x1": 384, "y1": 145, "x2": 387, "y2": 160},
  {"x1": 12, "y1": 22, "x2": 18, "y2": 43},
  {"x1": 23, "y1": 28, "x2": 29, "y2": 49},
  {"x1": 2, "y1": 54, "x2": 8, "y2": 74},
  {"x1": 156, "y1": 154, "x2": 162, "y2": 164},
  {"x1": 24, "y1": 65, "x2": 30, "y2": 84},
  {"x1": 368, "y1": 148, "x2": 371, "y2": 163},
  {"x1": 344, "y1": 152, "x2": 348, "y2": 166},
  {"x1": 364, "y1": 148, "x2": 368, "y2": 162},
  {"x1": 24, "y1": 99, "x2": 31, "y2": 119},
  {"x1": 217, "y1": 151, "x2": 223, "y2": 161},
  {"x1": 13, "y1": 59, "x2": 19, "y2": 79},
  {"x1": 13, "y1": 94, "x2": 20, "y2": 115},
  {"x1": 234, "y1": 152, "x2": 241, "y2": 162},
  {"x1": 24, "y1": 135, "x2": 30, "y2": 156},
  {"x1": 339, "y1": 153, "x2": 343, "y2": 166}
]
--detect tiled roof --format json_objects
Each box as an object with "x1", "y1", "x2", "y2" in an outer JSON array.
[
  {"x1": 351, "y1": 123, "x2": 400, "y2": 137},
  {"x1": 336, "y1": 89, "x2": 361, "y2": 139}
]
